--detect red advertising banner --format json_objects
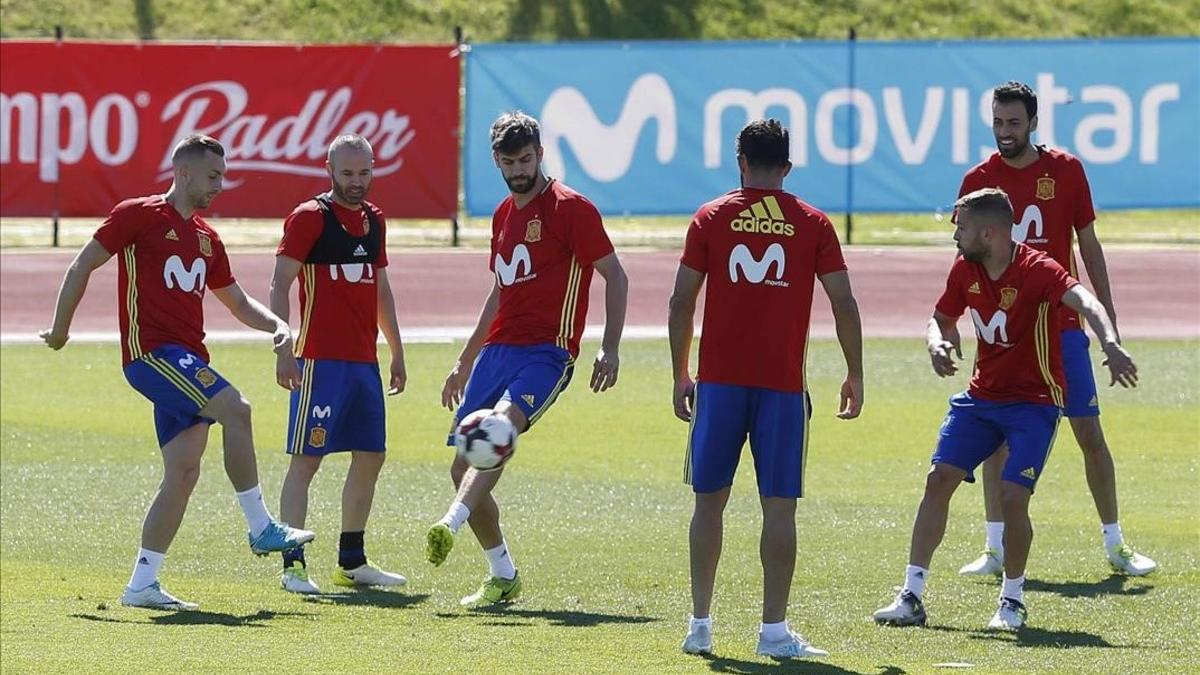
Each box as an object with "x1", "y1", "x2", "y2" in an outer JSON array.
[{"x1": 0, "y1": 41, "x2": 459, "y2": 218}]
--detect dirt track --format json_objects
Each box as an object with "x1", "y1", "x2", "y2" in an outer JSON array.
[{"x1": 2, "y1": 247, "x2": 1197, "y2": 340}]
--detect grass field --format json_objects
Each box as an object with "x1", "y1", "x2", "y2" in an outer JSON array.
[
  {"x1": 3, "y1": 0, "x2": 1198, "y2": 42},
  {"x1": 3, "y1": 209, "x2": 1198, "y2": 249},
  {"x1": 1, "y1": 338, "x2": 1197, "y2": 673}
]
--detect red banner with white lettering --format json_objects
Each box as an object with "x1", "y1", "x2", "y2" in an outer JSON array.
[{"x1": 0, "y1": 41, "x2": 459, "y2": 218}]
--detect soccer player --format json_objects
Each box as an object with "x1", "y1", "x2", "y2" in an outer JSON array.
[
  {"x1": 426, "y1": 111, "x2": 629, "y2": 607},
  {"x1": 39, "y1": 134, "x2": 315, "y2": 610},
  {"x1": 669, "y1": 119, "x2": 864, "y2": 659},
  {"x1": 873, "y1": 188, "x2": 1138, "y2": 630},
  {"x1": 956, "y1": 81, "x2": 1156, "y2": 577},
  {"x1": 269, "y1": 135, "x2": 408, "y2": 594}
]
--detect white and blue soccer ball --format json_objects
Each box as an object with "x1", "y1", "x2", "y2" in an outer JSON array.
[{"x1": 454, "y1": 409, "x2": 517, "y2": 470}]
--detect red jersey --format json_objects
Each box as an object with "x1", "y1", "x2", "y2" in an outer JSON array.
[
  {"x1": 681, "y1": 188, "x2": 847, "y2": 393},
  {"x1": 93, "y1": 195, "x2": 235, "y2": 366},
  {"x1": 935, "y1": 243, "x2": 1079, "y2": 407},
  {"x1": 485, "y1": 180, "x2": 614, "y2": 358},
  {"x1": 277, "y1": 198, "x2": 388, "y2": 363},
  {"x1": 959, "y1": 147, "x2": 1096, "y2": 329}
]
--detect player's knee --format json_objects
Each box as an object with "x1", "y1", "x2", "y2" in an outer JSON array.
[
  {"x1": 1073, "y1": 422, "x2": 1108, "y2": 457},
  {"x1": 924, "y1": 465, "x2": 960, "y2": 496},
  {"x1": 999, "y1": 483, "x2": 1031, "y2": 514},
  {"x1": 164, "y1": 462, "x2": 202, "y2": 494},
  {"x1": 450, "y1": 461, "x2": 467, "y2": 488}
]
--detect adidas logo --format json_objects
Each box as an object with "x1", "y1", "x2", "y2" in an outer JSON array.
[
  {"x1": 1020, "y1": 467, "x2": 1037, "y2": 480},
  {"x1": 729, "y1": 196, "x2": 795, "y2": 236},
  {"x1": 353, "y1": 244, "x2": 367, "y2": 257},
  {"x1": 1088, "y1": 395, "x2": 1098, "y2": 407},
  {"x1": 521, "y1": 394, "x2": 536, "y2": 407},
  {"x1": 137, "y1": 557, "x2": 149, "y2": 565},
  {"x1": 968, "y1": 281, "x2": 981, "y2": 294},
  {"x1": 165, "y1": 229, "x2": 179, "y2": 241}
]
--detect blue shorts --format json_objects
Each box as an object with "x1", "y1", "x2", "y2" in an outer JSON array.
[
  {"x1": 684, "y1": 382, "x2": 811, "y2": 498},
  {"x1": 123, "y1": 345, "x2": 231, "y2": 447},
  {"x1": 1062, "y1": 329, "x2": 1100, "y2": 418},
  {"x1": 447, "y1": 343, "x2": 574, "y2": 445},
  {"x1": 287, "y1": 359, "x2": 386, "y2": 456},
  {"x1": 932, "y1": 392, "x2": 1062, "y2": 492}
]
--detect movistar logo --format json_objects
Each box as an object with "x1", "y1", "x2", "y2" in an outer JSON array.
[
  {"x1": 970, "y1": 308, "x2": 1010, "y2": 345},
  {"x1": 163, "y1": 255, "x2": 207, "y2": 292},
  {"x1": 1011, "y1": 204, "x2": 1045, "y2": 243},
  {"x1": 541, "y1": 73, "x2": 676, "y2": 182},
  {"x1": 729, "y1": 196, "x2": 795, "y2": 236},
  {"x1": 729, "y1": 243, "x2": 788, "y2": 286},
  {"x1": 495, "y1": 243, "x2": 535, "y2": 286}
]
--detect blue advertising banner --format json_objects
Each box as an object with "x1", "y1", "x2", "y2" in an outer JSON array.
[{"x1": 465, "y1": 39, "x2": 1199, "y2": 216}]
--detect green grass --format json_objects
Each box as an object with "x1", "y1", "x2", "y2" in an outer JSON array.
[
  {"x1": 2, "y1": 339, "x2": 1198, "y2": 673},
  {"x1": 2, "y1": 0, "x2": 1198, "y2": 41},
  {"x1": 3, "y1": 208, "x2": 1198, "y2": 249}
]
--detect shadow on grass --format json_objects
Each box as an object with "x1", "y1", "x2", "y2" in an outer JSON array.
[
  {"x1": 301, "y1": 590, "x2": 430, "y2": 609},
  {"x1": 702, "y1": 654, "x2": 905, "y2": 675},
  {"x1": 1025, "y1": 574, "x2": 1154, "y2": 599},
  {"x1": 71, "y1": 608, "x2": 313, "y2": 627},
  {"x1": 926, "y1": 623, "x2": 1138, "y2": 649},
  {"x1": 436, "y1": 604, "x2": 661, "y2": 628}
]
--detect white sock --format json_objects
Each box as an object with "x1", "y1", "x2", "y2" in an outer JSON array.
[
  {"x1": 1102, "y1": 522, "x2": 1124, "y2": 550},
  {"x1": 985, "y1": 521, "x2": 1005, "y2": 554},
  {"x1": 689, "y1": 615, "x2": 712, "y2": 630},
  {"x1": 235, "y1": 485, "x2": 272, "y2": 538},
  {"x1": 903, "y1": 564, "x2": 929, "y2": 598},
  {"x1": 760, "y1": 620, "x2": 789, "y2": 641},
  {"x1": 1001, "y1": 574, "x2": 1026, "y2": 603},
  {"x1": 440, "y1": 502, "x2": 471, "y2": 535},
  {"x1": 483, "y1": 539, "x2": 516, "y2": 580},
  {"x1": 129, "y1": 548, "x2": 164, "y2": 590}
]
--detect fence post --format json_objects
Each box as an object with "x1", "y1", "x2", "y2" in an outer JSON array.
[
  {"x1": 845, "y1": 26, "x2": 856, "y2": 245},
  {"x1": 452, "y1": 25, "x2": 464, "y2": 247},
  {"x1": 52, "y1": 25, "x2": 64, "y2": 247}
]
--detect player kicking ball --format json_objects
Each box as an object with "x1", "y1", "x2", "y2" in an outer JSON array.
[
  {"x1": 873, "y1": 188, "x2": 1137, "y2": 630},
  {"x1": 426, "y1": 112, "x2": 628, "y2": 607},
  {"x1": 40, "y1": 135, "x2": 314, "y2": 610}
]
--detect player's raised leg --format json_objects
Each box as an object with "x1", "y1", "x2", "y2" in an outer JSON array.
[{"x1": 198, "y1": 387, "x2": 315, "y2": 555}]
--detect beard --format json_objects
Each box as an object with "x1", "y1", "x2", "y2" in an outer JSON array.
[
  {"x1": 995, "y1": 134, "x2": 1030, "y2": 159},
  {"x1": 333, "y1": 182, "x2": 367, "y2": 205},
  {"x1": 504, "y1": 174, "x2": 536, "y2": 194}
]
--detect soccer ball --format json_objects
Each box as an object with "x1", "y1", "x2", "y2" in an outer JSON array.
[{"x1": 454, "y1": 409, "x2": 517, "y2": 470}]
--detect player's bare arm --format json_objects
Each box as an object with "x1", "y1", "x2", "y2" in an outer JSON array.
[
  {"x1": 442, "y1": 282, "x2": 501, "y2": 410},
  {"x1": 1062, "y1": 285, "x2": 1137, "y2": 388},
  {"x1": 1076, "y1": 223, "x2": 1120, "y2": 341},
  {"x1": 819, "y1": 270, "x2": 864, "y2": 419},
  {"x1": 376, "y1": 269, "x2": 407, "y2": 395},
  {"x1": 40, "y1": 239, "x2": 113, "y2": 350},
  {"x1": 268, "y1": 255, "x2": 304, "y2": 390},
  {"x1": 212, "y1": 282, "x2": 295, "y2": 356},
  {"x1": 927, "y1": 311, "x2": 963, "y2": 378},
  {"x1": 667, "y1": 263, "x2": 705, "y2": 422},
  {"x1": 589, "y1": 252, "x2": 628, "y2": 393}
]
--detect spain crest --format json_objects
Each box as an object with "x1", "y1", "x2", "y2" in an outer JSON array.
[
  {"x1": 1035, "y1": 177, "x2": 1055, "y2": 201},
  {"x1": 197, "y1": 232, "x2": 213, "y2": 257},
  {"x1": 309, "y1": 426, "x2": 327, "y2": 448},
  {"x1": 525, "y1": 219, "x2": 542, "y2": 243},
  {"x1": 999, "y1": 287, "x2": 1019, "y2": 310},
  {"x1": 194, "y1": 368, "x2": 217, "y2": 388}
]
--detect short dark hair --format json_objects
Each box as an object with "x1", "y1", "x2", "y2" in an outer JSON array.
[
  {"x1": 490, "y1": 111, "x2": 540, "y2": 154},
  {"x1": 171, "y1": 134, "x2": 224, "y2": 164},
  {"x1": 736, "y1": 119, "x2": 789, "y2": 169},
  {"x1": 993, "y1": 81, "x2": 1037, "y2": 120},
  {"x1": 955, "y1": 187, "x2": 1014, "y2": 227}
]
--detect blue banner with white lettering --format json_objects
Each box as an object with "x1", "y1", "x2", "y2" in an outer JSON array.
[{"x1": 465, "y1": 39, "x2": 1200, "y2": 216}]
